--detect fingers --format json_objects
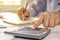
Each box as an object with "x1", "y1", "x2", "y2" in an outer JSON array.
[
  {"x1": 44, "y1": 12, "x2": 60, "y2": 29},
  {"x1": 59, "y1": 12, "x2": 60, "y2": 24},
  {"x1": 32, "y1": 20, "x2": 38, "y2": 24},
  {"x1": 42, "y1": 12, "x2": 50, "y2": 31},
  {"x1": 43, "y1": 12, "x2": 55, "y2": 31},
  {"x1": 54, "y1": 12, "x2": 60, "y2": 26},
  {"x1": 17, "y1": 7, "x2": 25, "y2": 12},
  {"x1": 24, "y1": 11, "x2": 30, "y2": 16},
  {"x1": 32, "y1": 13, "x2": 44, "y2": 30},
  {"x1": 17, "y1": 7, "x2": 30, "y2": 20},
  {"x1": 24, "y1": 11, "x2": 30, "y2": 20},
  {"x1": 17, "y1": 7, "x2": 26, "y2": 20},
  {"x1": 49, "y1": 13, "x2": 55, "y2": 27},
  {"x1": 18, "y1": 12, "x2": 24, "y2": 20},
  {"x1": 43, "y1": 13, "x2": 50, "y2": 27}
]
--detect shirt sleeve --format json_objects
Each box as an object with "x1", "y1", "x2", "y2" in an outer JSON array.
[{"x1": 27, "y1": 0, "x2": 47, "y2": 17}]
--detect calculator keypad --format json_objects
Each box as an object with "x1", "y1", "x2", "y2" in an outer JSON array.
[{"x1": 16, "y1": 27, "x2": 44, "y2": 34}]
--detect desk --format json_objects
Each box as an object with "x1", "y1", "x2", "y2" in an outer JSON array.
[
  {"x1": 0, "y1": 12, "x2": 60, "y2": 40},
  {"x1": 0, "y1": 25, "x2": 60, "y2": 40},
  {"x1": 0, "y1": 21, "x2": 60, "y2": 40}
]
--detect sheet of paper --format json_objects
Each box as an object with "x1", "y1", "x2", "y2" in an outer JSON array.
[{"x1": 1, "y1": 12, "x2": 38, "y2": 24}]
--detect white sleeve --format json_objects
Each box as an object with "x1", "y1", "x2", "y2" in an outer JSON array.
[{"x1": 27, "y1": 0, "x2": 47, "y2": 17}]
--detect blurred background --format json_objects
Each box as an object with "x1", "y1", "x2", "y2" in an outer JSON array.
[
  {"x1": 0, "y1": 0, "x2": 60, "y2": 13},
  {"x1": 0, "y1": 0, "x2": 33, "y2": 13}
]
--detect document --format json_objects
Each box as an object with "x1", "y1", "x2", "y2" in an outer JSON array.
[{"x1": 1, "y1": 12, "x2": 38, "y2": 25}]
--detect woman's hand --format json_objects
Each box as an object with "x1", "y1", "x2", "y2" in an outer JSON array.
[
  {"x1": 32, "y1": 12, "x2": 60, "y2": 31},
  {"x1": 17, "y1": 7, "x2": 30, "y2": 20}
]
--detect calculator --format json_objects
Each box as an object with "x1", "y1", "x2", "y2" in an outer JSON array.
[{"x1": 4, "y1": 27, "x2": 51, "y2": 40}]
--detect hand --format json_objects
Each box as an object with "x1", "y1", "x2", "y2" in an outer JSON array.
[
  {"x1": 17, "y1": 7, "x2": 30, "y2": 20},
  {"x1": 32, "y1": 12, "x2": 60, "y2": 31}
]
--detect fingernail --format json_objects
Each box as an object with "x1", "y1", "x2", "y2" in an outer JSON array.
[
  {"x1": 32, "y1": 27, "x2": 37, "y2": 30},
  {"x1": 31, "y1": 27, "x2": 35, "y2": 30}
]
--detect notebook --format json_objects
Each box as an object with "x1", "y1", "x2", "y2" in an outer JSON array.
[{"x1": 1, "y1": 12, "x2": 38, "y2": 25}]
